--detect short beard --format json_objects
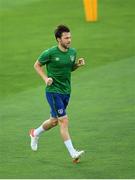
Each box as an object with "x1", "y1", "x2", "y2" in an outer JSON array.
[{"x1": 61, "y1": 43, "x2": 70, "y2": 49}]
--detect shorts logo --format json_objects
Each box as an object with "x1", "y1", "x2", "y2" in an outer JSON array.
[
  {"x1": 58, "y1": 109, "x2": 63, "y2": 114},
  {"x1": 70, "y1": 55, "x2": 75, "y2": 62}
]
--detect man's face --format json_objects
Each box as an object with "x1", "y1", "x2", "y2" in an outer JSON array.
[{"x1": 58, "y1": 32, "x2": 71, "y2": 49}]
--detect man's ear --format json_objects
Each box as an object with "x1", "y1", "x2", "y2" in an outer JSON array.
[{"x1": 57, "y1": 37, "x2": 61, "y2": 42}]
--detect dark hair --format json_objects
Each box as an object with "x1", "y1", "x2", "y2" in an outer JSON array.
[{"x1": 54, "y1": 25, "x2": 70, "y2": 39}]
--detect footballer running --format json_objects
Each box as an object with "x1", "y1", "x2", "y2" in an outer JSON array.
[{"x1": 29, "y1": 25, "x2": 85, "y2": 163}]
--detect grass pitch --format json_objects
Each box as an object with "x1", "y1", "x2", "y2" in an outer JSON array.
[{"x1": 0, "y1": 0, "x2": 135, "y2": 178}]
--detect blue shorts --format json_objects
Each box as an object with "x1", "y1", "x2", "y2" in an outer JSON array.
[{"x1": 46, "y1": 92, "x2": 70, "y2": 118}]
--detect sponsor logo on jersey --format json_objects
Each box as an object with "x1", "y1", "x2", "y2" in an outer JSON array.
[{"x1": 55, "y1": 57, "x2": 60, "y2": 61}]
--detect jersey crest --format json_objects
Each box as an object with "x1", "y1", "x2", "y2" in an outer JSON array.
[{"x1": 70, "y1": 55, "x2": 75, "y2": 62}]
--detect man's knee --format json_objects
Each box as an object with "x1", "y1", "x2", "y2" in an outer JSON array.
[
  {"x1": 58, "y1": 116, "x2": 68, "y2": 127},
  {"x1": 50, "y1": 118, "x2": 58, "y2": 127}
]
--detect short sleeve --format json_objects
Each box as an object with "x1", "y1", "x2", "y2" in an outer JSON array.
[
  {"x1": 73, "y1": 50, "x2": 77, "y2": 63},
  {"x1": 37, "y1": 49, "x2": 50, "y2": 65},
  {"x1": 71, "y1": 49, "x2": 77, "y2": 71}
]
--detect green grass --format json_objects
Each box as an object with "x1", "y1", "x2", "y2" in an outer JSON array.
[{"x1": 0, "y1": 0, "x2": 135, "y2": 178}]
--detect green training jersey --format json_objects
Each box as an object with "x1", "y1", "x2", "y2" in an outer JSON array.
[{"x1": 37, "y1": 46, "x2": 77, "y2": 94}]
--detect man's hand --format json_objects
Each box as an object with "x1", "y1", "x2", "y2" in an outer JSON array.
[
  {"x1": 72, "y1": 58, "x2": 85, "y2": 71},
  {"x1": 45, "y1": 77, "x2": 53, "y2": 86},
  {"x1": 77, "y1": 58, "x2": 85, "y2": 67}
]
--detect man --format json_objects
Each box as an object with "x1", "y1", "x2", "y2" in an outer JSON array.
[{"x1": 30, "y1": 25, "x2": 85, "y2": 163}]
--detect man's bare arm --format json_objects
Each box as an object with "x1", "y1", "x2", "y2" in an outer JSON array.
[{"x1": 34, "y1": 60, "x2": 53, "y2": 86}]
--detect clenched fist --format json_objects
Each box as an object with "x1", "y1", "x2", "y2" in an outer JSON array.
[
  {"x1": 77, "y1": 58, "x2": 85, "y2": 67},
  {"x1": 45, "y1": 77, "x2": 53, "y2": 86}
]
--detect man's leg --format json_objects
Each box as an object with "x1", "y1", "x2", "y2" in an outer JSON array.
[
  {"x1": 58, "y1": 116, "x2": 70, "y2": 141},
  {"x1": 58, "y1": 116, "x2": 84, "y2": 161},
  {"x1": 35, "y1": 118, "x2": 58, "y2": 136},
  {"x1": 30, "y1": 118, "x2": 58, "y2": 151}
]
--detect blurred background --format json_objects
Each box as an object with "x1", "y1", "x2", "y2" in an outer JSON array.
[{"x1": 0, "y1": 0, "x2": 135, "y2": 178}]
